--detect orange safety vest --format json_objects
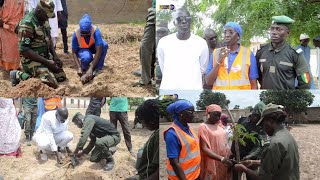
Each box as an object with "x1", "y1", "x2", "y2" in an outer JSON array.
[
  {"x1": 164, "y1": 123, "x2": 201, "y2": 180},
  {"x1": 44, "y1": 97, "x2": 62, "y2": 110},
  {"x1": 212, "y1": 46, "x2": 251, "y2": 90},
  {"x1": 75, "y1": 25, "x2": 97, "y2": 48}
]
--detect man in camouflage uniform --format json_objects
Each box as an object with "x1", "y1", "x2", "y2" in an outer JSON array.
[
  {"x1": 22, "y1": 97, "x2": 38, "y2": 146},
  {"x1": 256, "y1": 15, "x2": 311, "y2": 89},
  {"x1": 10, "y1": 0, "x2": 66, "y2": 89}
]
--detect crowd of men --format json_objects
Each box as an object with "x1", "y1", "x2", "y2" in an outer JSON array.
[
  {"x1": 163, "y1": 99, "x2": 300, "y2": 180},
  {"x1": 156, "y1": 7, "x2": 320, "y2": 91},
  {"x1": 0, "y1": 97, "x2": 159, "y2": 179}
]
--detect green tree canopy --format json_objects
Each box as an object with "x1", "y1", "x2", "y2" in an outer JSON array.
[
  {"x1": 196, "y1": 90, "x2": 230, "y2": 110},
  {"x1": 259, "y1": 90, "x2": 314, "y2": 114},
  {"x1": 183, "y1": 0, "x2": 320, "y2": 46},
  {"x1": 234, "y1": 105, "x2": 240, "y2": 109}
]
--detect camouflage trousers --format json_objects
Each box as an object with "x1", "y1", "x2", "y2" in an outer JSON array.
[{"x1": 19, "y1": 61, "x2": 66, "y2": 88}]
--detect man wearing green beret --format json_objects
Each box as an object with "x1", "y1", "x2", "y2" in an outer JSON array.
[
  {"x1": 234, "y1": 103, "x2": 300, "y2": 179},
  {"x1": 10, "y1": 0, "x2": 66, "y2": 89},
  {"x1": 231, "y1": 102, "x2": 268, "y2": 180},
  {"x1": 72, "y1": 112, "x2": 120, "y2": 171},
  {"x1": 256, "y1": 15, "x2": 311, "y2": 89}
]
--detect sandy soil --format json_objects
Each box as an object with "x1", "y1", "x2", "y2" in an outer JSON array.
[
  {"x1": 159, "y1": 123, "x2": 320, "y2": 180},
  {"x1": 0, "y1": 110, "x2": 153, "y2": 180},
  {"x1": 0, "y1": 24, "x2": 156, "y2": 97}
]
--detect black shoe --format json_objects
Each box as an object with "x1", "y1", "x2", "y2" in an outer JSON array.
[
  {"x1": 103, "y1": 160, "x2": 115, "y2": 171},
  {"x1": 10, "y1": 70, "x2": 19, "y2": 87}
]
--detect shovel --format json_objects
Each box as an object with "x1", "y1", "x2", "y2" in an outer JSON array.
[{"x1": 70, "y1": 155, "x2": 79, "y2": 168}]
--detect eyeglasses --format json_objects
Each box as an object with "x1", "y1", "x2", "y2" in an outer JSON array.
[
  {"x1": 185, "y1": 110, "x2": 195, "y2": 114},
  {"x1": 176, "y1": 16, "x2": 192, "y2": 23}
]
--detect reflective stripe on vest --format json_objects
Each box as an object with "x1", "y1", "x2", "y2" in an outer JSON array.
[
  {"x1": 75, "y1": 25, "x2": 96, "y2": 48},
  {"x1": 164, "y1": 123, "x2": 201, "y2": 180},
  {"x1": 213, "y1": 46, "x2": 251, "y2": 89}
]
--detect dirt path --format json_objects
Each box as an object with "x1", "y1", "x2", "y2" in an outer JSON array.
[
  {"x1": 0, "y1": 110, "x2": 152, "y2": 180},
  {"x1": 159, "y1": 123, "x2": 320, "y2": 180},
  {"x1": 0, "y1": 24, "x2": 156, "y2": 97}
]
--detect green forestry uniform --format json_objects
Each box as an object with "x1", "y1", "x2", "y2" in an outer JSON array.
[
  {"x1": 74, "y1": 114, "x2": 120, "y2": 162},
  {"x1": 256, "y1": 16, "x2": 311, "y2": 89},
  {"x1": 256, "y1": 103, "x2": 300, "y2": 180}
]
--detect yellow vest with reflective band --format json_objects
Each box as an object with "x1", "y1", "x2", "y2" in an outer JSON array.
[
  {"x1": 213, "y1": 46, "x2": 251, "y2": 89},
  {"x1": 44, "y1": 97, "x2": 62, "y2": 110},
  {"x1": 75, "y1": 25, "x2": 97, "y2": 49},
  {"x1": 164, "y1": 123, "x2": 201, "y2": 180}
]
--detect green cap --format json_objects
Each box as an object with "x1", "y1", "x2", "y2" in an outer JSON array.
[
  {"x1": 38, "y1": 0, "x2": 55, "y2": 18},
  {"x1": 272, "y1": 15, "x2": 295, "y2": 25},
  {"x1": 256, "y1": 103, "x2": 284, "y2": 125},
  {"x1": 252, "y1": 101, "x2": 265, "y2": 116},
  {"x1": 71, "y1": 112, "x2": 81, "y2": 122}
]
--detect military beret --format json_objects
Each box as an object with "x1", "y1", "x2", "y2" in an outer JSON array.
[
  {"x1": 38, "y1": 0, "x2": 55, "y2": 18},
  {"x1": 272, "y1": 15, "x2": 294, "y2": 28},
  {"x1": 72, "y1": 112, "x2": 81, "y2": 122},
  {"x1": 256, "y1": 103, "x2": 284, "y2": 125}
]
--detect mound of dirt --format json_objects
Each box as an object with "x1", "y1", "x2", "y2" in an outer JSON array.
[
  {"x1": 0, "y1": 24, "x2": 155, "y2": 97},
  {"x1": 5, "y1": 78, "x2": 71, "y2": 97}
]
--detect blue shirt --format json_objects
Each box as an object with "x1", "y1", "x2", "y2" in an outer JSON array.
[
  {"x1": 164, "y1": 120, "x2": 194, "y2": 159},
  {"x1": 205, "y1": 47, "x2": 259, "y2": 80},
  {"x1": 72, "y1": 27, "x2": 104, "y2": 52},
  {"x1": 297, "y1": 45, "x2": 310, "y2": 65}
]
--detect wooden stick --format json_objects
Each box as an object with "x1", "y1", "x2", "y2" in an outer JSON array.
[{"x1": 225, "y1": 108, "x2": 241, "y2": 180}]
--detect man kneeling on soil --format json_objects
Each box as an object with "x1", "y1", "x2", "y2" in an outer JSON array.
[
  {"x1": 10, "y1": 0, "x2": 66, "y2": 89},
  {"x1": 33, "y1": 107, "x2": 73, "y2": 164},
  {"x1": 72, "y1": 112, "x2": 120, "y2": 171},
  {"x1": 71, "y1": 14, "x2": 108, "y2": 84}
]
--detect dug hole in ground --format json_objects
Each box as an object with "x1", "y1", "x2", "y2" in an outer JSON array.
[
  {"x1": 159, "y1": 123, "x2": 320, "y2": 180},
  {"x1": 0, "y1": 110, "x2": 152, "y2": 180},
  {"x1": 0, "y1": 24, "x2": 156, "y2": 97}
]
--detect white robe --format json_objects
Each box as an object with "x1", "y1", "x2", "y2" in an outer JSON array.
[
  {"x1": 0, "y1": 98, "x2": 21, "y2": 154},
  {"x1": 33, "y1": 110, "x2": 73, "y2": 152},
  {"x1": 28, "y1": 0, "x2": 63, "y2": 38}
]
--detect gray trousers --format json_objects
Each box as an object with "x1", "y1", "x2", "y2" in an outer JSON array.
[
  {"x1": 140, "y1": 15, "x2": 155, "y2": 84},
  {"x1": 109, "y1": 112, "x2": 132, "y2": 151}
]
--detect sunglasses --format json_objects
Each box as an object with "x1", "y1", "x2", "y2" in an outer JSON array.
[
  {"x1": 207, "y1": 36, "x2": 217, "y2": 41},
  {"x1": 176, "y1": 16, "x2": 192, "y2": 23}
]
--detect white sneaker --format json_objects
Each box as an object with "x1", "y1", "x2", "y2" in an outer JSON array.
[{"x1": 40, "y1": 153, "x2": 48, "y2": 161}]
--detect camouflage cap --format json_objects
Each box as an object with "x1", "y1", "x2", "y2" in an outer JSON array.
[
  {"x1": 38, "y1": 0, "x2": 55, "y2": 18},
  {"x1": 256, "y1": 103, "x2": 284, "y2": 125}
]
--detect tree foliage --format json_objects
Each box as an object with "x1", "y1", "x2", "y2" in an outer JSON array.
[
  {"x1": 196, "y1": 90, "x2": 230, "y2": 110},
  {"x1": 181, "y1": 0, "x2": 320, "y2": 46},
  {"x1": 234, "y1": 105, "x2": 240, "y2": 109},
  {"x1": 128, "y1": 97, "x2": 145, "y2": 110},
  {"x1": 259, "y1": 90, "x2": 314, "y2": 114}
]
